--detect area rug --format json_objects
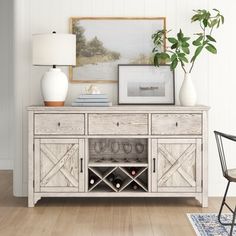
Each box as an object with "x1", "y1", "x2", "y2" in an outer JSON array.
[{"x1": 187, "y1": 213, "x2": 236, "y2": 236}]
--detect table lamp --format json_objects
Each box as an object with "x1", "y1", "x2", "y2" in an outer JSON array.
[{"x1": 32, "y1": 32, "x2": 76, "y2": 106}]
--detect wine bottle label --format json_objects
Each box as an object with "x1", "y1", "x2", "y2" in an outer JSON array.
[
  {"x1": 90, "y1": 179, "x2": 95, "y2": 185},
  {"x1": 131, "y1": 170, "x2": 136, "y2": 176},
  {"x1": 116, "y1": 183, "x2": 121, "y2": 189}
]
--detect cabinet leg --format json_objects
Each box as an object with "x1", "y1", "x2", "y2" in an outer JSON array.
[
  {"x1": 34, "y1": 196, "x2": 41, "y2": 205},
  {"x1": 28, "y1": 197, "x2": 34, "y2": 208},
  {"x1": 195, "y1": 194, "x2": 202, "y2": 205},
  {"x1": 202, "y1": 195, "x2": 208, "y2": 208}
]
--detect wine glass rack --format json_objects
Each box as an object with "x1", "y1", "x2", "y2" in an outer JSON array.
[{"x1": 88, "y1": 138, "x2": 148, "y2": 192}]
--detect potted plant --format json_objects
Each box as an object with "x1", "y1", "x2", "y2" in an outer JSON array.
[{"x1": 152, "y1": 9, "x2": 224, "y2": 106}]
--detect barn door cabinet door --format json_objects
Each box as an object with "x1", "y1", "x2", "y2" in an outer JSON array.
[
  {"x1": 34, "y1": 139, "x2": 85, "y2": 193},
  {"x1": 151, "y1": 139, "x2": 201, "y2": 193}
]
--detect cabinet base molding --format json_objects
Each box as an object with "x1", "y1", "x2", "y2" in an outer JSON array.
[{"x1": 28, "y1": 106, "x2": 209, "y2": 207}]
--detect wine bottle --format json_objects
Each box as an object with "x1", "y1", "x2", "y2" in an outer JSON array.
[
  {"x1": 107, "y1": 173, "x2": 115, "y2": 183},
  {"x1": 89, "y1": 176, "x2": 97, "y2": 185},
  {"x1": 129, "y1": 167, "x2": 137, "y2": 176},
  {"x1": 131, "y1": 182, "x2": 138, "y2": 190},
  {"x1": 114, "y1": 176, "x2": 123, "y2": 189}
]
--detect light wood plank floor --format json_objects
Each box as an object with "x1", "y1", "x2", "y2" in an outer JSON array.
[{"x1": 0, "y1": 170, "x2": 234, "y2": 236}]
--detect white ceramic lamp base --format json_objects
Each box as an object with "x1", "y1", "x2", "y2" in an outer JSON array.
[{"x1": 41, "y1": 68, "x2": 68, "y2": 106}]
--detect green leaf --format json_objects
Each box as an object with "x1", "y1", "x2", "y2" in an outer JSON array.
[
  {"x1": 168, "y1": 37, "x2": 178, "y2": 44},
  {"x1": 191, "y1": 14, "x2": 199, "y2": 22},
  {"x1": 213, "y1": 8, "x2": 220, "y2": 12},
  {"x1": 180, "y1": 56, "x2": 189, "y2": 63},
  {"x1": 221, "y1": 15, "x2": 225, "y2": 24},
  {"x1": 182, "y1": 47, "x2": 190, "y2": 54},
  {"x1": 191, "y1": 45, "x2": 204, "y2": 62},
  {"x1": 153, "y1": 53, "x2": 160, "y2": 66},
  {"x1": 206, "y1": 35, "x2": 216, "y2": 42},
  {"x1": 183, "y1": 37, "x2": 190, "y2": 41},
  {"x1": 170, "y1": 59, "x2": 178, "y2": 70},
  {"x1": 177, "y1": 29, "x2": 184, "y2": 40},
  {"x1": 160, "y1": 52, "x2": 170, "y2": 60},
  {"x1": 203, "y1": 18, "x2": 208, "y2": 27},
  {"x1": 193, "y1": 40, "x2": 201, "y2": 46},
  {"x1": 182, "y1": 42, "x2": 190, "y2": 47},
  {"x1": 206, "y1": 44, "x2": 217, "y2": 54},
  {"x1": 171, "y1": 54, "x2": 177, "y2": 61},
  {"x1": 171, "y1": 43, "x2": 178, "y2": 49}
]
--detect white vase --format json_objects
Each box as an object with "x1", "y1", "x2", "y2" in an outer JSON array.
[
  {"x1": 41, "y1": 68, "x2": 68, "y2": 106},
  {"x1": 179, "y1": 73, "x2": 197, "y2": 106}
]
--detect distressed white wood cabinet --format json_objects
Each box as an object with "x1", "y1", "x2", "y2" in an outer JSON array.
[{"x1": 28, "y1": 106, "x2": 209, "y2": 207}]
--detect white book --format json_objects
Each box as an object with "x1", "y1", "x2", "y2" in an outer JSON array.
[
  {"x1": 74, "y1": 98, "x2": 109, "y2": 103},
  {"x1": 78, "y1": 94, "x2": 108, "y2": 99},
  {"x1": 71, "y1": 102, "x2": 112, "y2": 107}
]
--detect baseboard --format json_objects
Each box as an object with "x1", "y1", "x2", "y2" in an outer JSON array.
[{"x1": 0, "y1": 159, "x2": 13, "y2": 170}]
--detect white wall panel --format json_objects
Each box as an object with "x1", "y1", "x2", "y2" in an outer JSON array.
[
  {"x1": 13, "y1": 0, "x2": 236, "y2": 196},
  {"x1": 0, "y1": 0, "x2": 14, "y2": 170}
]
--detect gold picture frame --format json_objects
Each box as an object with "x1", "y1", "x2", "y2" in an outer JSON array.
[{"x1": 69, "y1": 17, "x2": 166, "y2": 83}]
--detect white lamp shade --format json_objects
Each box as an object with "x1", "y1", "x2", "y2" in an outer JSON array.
[{"x1": 32, "y1": 33, "x2": 76, "y2": 66}]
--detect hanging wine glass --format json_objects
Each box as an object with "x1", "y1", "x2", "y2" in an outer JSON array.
[
  {"x1": 135, "y1": 143, "x2": 144, "y2": 154},
  {"x1": 94, "y1": 141, "x2": 106, "y2": 153},
  {"x1": 122, "y1": 142, "x2": 132, "y2": 154},
  {"x1": 111, "y1": 141, "x2": 120, "y2": 153}
]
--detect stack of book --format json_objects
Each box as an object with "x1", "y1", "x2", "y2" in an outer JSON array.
[{"x1": 72, "y1": 94, "x2": 112, "y2": 107}]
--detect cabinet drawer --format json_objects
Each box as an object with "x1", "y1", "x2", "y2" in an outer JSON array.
[
  {"x1": 88, "y1": 114, "x2": 148, "y2": 135},
  {"x1": 35, "y1": 114, "x2": 85, "y2": 135},
  {"x1": 152, "y1": 113, "x2": 202, "y2": 135}
]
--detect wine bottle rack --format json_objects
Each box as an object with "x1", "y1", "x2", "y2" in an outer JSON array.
[
  {"x1": 88, "y1": 138, "x2": 148, "y2": 193},
  {"x1": 88, "y1": 166, "x2": 148, "y2": 192}
]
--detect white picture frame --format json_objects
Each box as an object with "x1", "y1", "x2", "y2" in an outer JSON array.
[{"x1": 118, "y1": 64, "x2": 175, "y2": 105}]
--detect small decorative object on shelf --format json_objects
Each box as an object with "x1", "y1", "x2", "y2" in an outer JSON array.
[
  {"x1": 72, "y1": 92, "x2": 112, "y2": 107},
  {"x1": 152, "y1": 9, "x2": 224, "y2": 106}
]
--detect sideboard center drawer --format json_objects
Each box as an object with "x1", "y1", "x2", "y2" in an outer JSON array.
[
  {"x1": 35, "y1": 114, "x2": 85, "y2": 135},
  {"x1": 152, "y1": 113, "x2": 202, "y2": 135},
  {"x1": 88, "y1": 114, "x2": 148, "y2": 135}
]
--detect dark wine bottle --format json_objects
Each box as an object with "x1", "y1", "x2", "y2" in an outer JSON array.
[
  {"x1": 107, "y1": 173, "x2": 115, "y2": 183},
  {"x1": 89, "y1": 176, "x2": 97, "y2": 185},
  {"x1": 131, "y1": 182, "x2": 138, "y2": 190},
  {"x1": 129, "y1": 167, "x2": 137, "y2": 176},
  {"x1": 114, "y1": 176, "x2": 123, "y2": 189}
]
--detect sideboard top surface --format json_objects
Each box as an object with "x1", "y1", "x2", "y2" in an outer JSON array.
[{"x1": 28, "y1": 105, "x2": 210, "y2": 112}]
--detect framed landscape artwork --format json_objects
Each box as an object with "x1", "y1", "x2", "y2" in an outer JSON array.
[
  {"x1": 69, "y1": 17, "x2": 166, "y2": 83},
  {"x1": 118, "y1": 64, "x2": 175, "y2": 105}
]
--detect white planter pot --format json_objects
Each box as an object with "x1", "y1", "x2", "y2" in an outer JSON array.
[
  {"x1": 41, "y1": 68, "x2": 68, "y2": 106},
  {"x1": 179, "y1": 73, "x2": 197, "y2": 106}
]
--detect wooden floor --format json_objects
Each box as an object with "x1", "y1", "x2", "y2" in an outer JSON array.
[{"x1": 0, "y1": 170, "x2": 233, "y2": 236}]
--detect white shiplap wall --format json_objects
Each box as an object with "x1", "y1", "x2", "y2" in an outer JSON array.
[
  {"x1": 0, "y1": 0, "x2": 13, "y2": 170},
  {"x1": 13, "y1": 0, "x2": 236, "y2": 196}
]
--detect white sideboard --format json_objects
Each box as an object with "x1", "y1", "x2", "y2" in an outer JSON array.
[{"x1": 28, "y1": 105, "x2": 209, "y2": 207}]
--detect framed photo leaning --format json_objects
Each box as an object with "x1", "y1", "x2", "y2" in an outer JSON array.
[
  {"x1": 118, "y1": 64, "x2": 175, "y2": 105},
  {"x1": 69, "y1": 17, "x2": 166, "y2": 83}
]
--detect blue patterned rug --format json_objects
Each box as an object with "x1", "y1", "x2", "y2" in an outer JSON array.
[{"x1": 187, "y1": 213, "x2": 236, "y2": 236}]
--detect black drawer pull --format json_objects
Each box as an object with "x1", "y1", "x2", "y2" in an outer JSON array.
[
  {"x1": 80, "y1": 158, "x2": 83, "y2": 173},
  {"x1": 153, "y1": 158, "x2": 156, "y2": 173},
  {"x1": 57, "y1": 122, "x2": 61, "y2": 127},
  {"x1": 116, "y1": 122, "x2": 120, "y2": 127},
  {"x1": 175, "y1": 122, "x2": 178, "y2": 127}
]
